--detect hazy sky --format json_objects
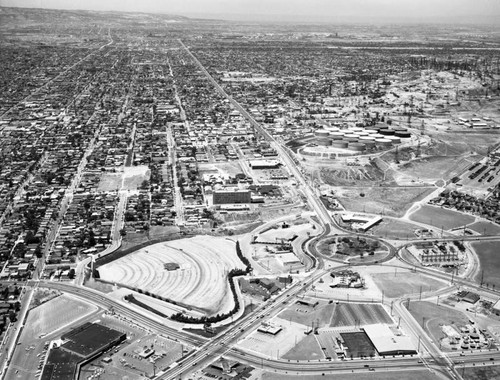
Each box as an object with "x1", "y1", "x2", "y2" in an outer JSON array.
[{"x1": 1, "y1": 0, "x2": 500, "y2": 23}]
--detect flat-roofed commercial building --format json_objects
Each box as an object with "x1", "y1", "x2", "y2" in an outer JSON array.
[{"x1": 213, "y1": 189, "x2": 251, "y2": 205}]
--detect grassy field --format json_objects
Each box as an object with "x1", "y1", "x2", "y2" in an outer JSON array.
[
  {"x1": 262, "y1": 370, "x2": 439, "y2": 380},
  {"x1": 471, "y1": 241, "x2": 500, "y2": 288},
  {"x1": 371, "y1": 218, "x2": 421, "y2": 239},
  {"x1": 462, "y1": 365, "x2": 500, "y2": 380},
  {"x1": 408, "y1": 204, "x2": 475, "y2": 230},
  {"x1": 371, "y1": 271, "x2": 447, "y2": 298},
  {"x1": 407, "y1": 301, "x2": 469, "y2": 350},
  {"x1": 337, "y1": 186, "x2": 435, "y2": 217},
  {"x1": 330, "y1": 303, "x2": 393, "y2": 327},
  {"x1": 282, "y1": 334, "x2": 324, "y2": 361},
  {"x1": 468, "y1": 221, "x2": 500, "y2": 236}
]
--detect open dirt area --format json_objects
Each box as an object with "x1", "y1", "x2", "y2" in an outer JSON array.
[
  {"x1": 6, "y1": 294, "x2": 100, "y2": 380},
  {"x1": 97, "y1": 173, "x2": 123, "y2": 192},
  {"x1": 279, "y1": 301, "x2": 335, "y2": 328},
  {"x1": 336, "y1": 186, "x2": 435, "y2": 217},
  {"x1": 408, "y1": 204, "x2": 476, "y2": 230},
  {"x1": 26, "y1": 294, "x2": 98, "y2": 337},
  {"x1": 238, "y1": 317, "x2": 308, "y2": 359},
  {"x1": 396, "y1": 155, "x2": 472, "y2": 183},
  {"x1": 320, "y1": 164, "x2": 386, "y2": 186},
  {"x1": 407, "y1": 301, "x2": 469, "y2": 349},
  {"x1": 281, "y1": 334, "x2": 324, "y2": 360},
  {"x1": 371, "y1": 271, "x2": 448, "y2": 299},
  {"x1": 98, "y1": 235, "x2": 246, "y2": 314},
  {"x1": 198, "y1": 161, "x2": 243, "y2": 177},
  {"x1": 122, "y1": 165, "x2": 150, "y2": 190}
]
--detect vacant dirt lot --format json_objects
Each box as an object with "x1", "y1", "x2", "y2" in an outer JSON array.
[{"x1": 337, "y1": 186, "x2": 435, "y2": 217}]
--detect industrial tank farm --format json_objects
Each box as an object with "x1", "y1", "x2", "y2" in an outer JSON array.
[{"x1": 298, "y1": 125, "x2": 413, "y2": 160}]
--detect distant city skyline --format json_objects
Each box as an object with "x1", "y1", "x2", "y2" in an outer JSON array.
[{"x1": 1, "y1": 0, "x2": 500, "y2": 24}]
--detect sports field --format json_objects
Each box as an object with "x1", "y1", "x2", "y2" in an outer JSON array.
[
  {"x1": 371, "y1": 271, "x2": 447, "y2": 298},
  {"x1": 408, "y1": 204, "x2": 475, "y2": 230},
  {"x1": 471, "y1": 241, "x2": 500, "y2": 288}
]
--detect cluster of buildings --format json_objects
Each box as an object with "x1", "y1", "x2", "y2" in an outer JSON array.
[
  {"x1": 41, "y1": 322, "x2": 126, "y2": 380},
  {"x1": 330, "y1": 270, "x2": 364, "y2": 288},
  {"x1": 409, "y1": 241, "x2": 464, "y2": 267}
]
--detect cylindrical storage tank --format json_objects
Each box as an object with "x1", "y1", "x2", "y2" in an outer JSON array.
[
  {"x1": 315, "y1": 130, "x2": 330, "y2": 138},
  {"x1": 375, "y1": 138, "x2": 392, "y2": 147},
  {"x1": 348, "y1": 142, "x2": 366, "y2": 152},
  {"x1": 364, "y1": 129, "x2": 378, "y2": 135},
  {"x1": 379, "y1": 128, "x2": 395, "y2": 136},
  {"x1": 359, "y1": 136, "x2": 376, "y2": 147},
  {"x1": 344, "y1": 134, "x2": 359, "y2": 142},
  {"x1": 395, "y1": 130, "x2": 411, "y2": 138},
  {"x1": 356, "y1": 131, "x2": 369, "y2": 137},
  {"x1": 324, "y1": 125, "x2": 340, "y2": 132},
  {"x1": 332, "y1": 141, "x2": 348, "y2": 149},
  {"x1": 387, "y1": 136, "x2": 401, "y2": 144},
  {"x1": 362, "y1": 140, "x2": 376, "y2": 149},
  {"x1": 372, "y1": 133, "x2": 385, "y2": 139},
  {"x1": 317, "y1": 138, "x2": 332, "y2": 146},
  {"x1": 350, "y1": 127, "x2": 363, "y2": 132},
  {"x1": 329, "y1": 131, "x2": 344, "y2": 140}
]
